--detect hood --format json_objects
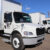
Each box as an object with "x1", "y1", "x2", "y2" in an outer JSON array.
[{"x1": 23, "y1": 23, "x2": 44, "y2": 28}]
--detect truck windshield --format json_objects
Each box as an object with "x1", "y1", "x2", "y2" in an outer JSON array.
[
  {"x1": 13, "y1": 12, "x2": 32, "y2": 23},
  {"x1": 47, "y1": 20, "x2": 50, "y2": 24}
]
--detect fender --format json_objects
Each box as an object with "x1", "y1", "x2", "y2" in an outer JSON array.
[{"x1": 11, "y1": 30, "x2": 22, "y2": 37}]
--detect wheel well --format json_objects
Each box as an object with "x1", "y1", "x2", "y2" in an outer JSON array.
[
  {"x1": 11, "y1": 31, "x2": 21, "y2": 36},
  {"x1": 48, "y1": 27, "x2": 50, "y2": 29},
  {"x1": 47, "y1": 27, "x2": 50, "y2": 30}
]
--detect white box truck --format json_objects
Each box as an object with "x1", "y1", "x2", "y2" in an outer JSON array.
[
  {"x1": 29, "y1": 12, "x2": 46, "y2": 25},
  {"x1": 0, "y1": 0, "x2": 45, "y2": 50},
  {"x1": 43, "y1": 18, "x2": 50, "y2": 34}
]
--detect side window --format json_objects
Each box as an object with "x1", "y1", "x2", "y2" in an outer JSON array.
[{"x1": 4, "y1": 13, "x2": 12, "y2": 22}]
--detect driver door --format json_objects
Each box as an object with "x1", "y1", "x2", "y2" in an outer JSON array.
[{"x1": 4, "y1": 12, "x2": 13, "y2": 33}]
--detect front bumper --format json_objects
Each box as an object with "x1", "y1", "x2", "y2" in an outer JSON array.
[{"x1": 23, "y1": 35, "x2": 44, "y2": 45}]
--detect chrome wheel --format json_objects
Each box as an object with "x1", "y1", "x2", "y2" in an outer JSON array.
[{"x1": 13, "y1": 38, "x2": 20, "y2": 48}]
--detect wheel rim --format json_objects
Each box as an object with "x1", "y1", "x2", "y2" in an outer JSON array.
[
  {"x1": 48, "y1": 29, "x2": 50, "y2": 33},
  {"x1": 13, "y1": 38, "x2": 20, "y2": 48}
]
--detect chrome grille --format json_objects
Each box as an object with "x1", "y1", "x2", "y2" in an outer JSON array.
[{"x1": 36, "y1": 28, "x2": 45, "y2": 35}]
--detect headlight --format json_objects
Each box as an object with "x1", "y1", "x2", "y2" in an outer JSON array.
[{"x1": 24, "y1": 31, "x2": 33, "y2": 35}]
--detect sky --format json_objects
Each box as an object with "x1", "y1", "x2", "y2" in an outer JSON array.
[
  {"x1": 14, "y1": 0, "x2": 50, "y2": 17},
  {"x1": 0, "y1": 0, "x2": 50, "y2": 17}
]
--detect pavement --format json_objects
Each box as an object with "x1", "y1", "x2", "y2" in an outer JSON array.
[{"x1": 0, "y1": 34, "x2": 50, "y2": 50}]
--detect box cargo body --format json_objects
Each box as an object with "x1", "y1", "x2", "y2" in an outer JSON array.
[
  {"x1": 0, "y1": 0, "x2": 2, "y2": 30},
  {"x1": 0, "y1": 0, "x2": 22, "y2": 30},
  {"x1": 2, "y1": 0, "x2": 22, "y2": 12},
  {"x1": 29, "y1": 12, "x2": 46, "y2": 25}
]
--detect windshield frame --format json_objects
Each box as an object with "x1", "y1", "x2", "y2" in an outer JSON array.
[{"x1": 13, "y1": 12, "x2": 32, "y2": 23}]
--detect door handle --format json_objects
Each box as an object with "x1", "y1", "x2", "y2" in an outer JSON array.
[{"x1": 4, "y1": 25, "x2": 6, "y2": 29}]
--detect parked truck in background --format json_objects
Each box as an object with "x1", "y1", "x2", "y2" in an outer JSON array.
[
  {"x1": 29, "y1": 12, "x2": 47, "y2": 33},
  {"x1": 29, "y1": 12, "x2": 50, "y2": 34},
  {"x1": 43, "y1": 18, "x2": 50, "y2": 33},
  {"x1": 29, "y1": 12, "x2": 46, "y2": 25},
  {"x1": 0, "y1": 0, "x2": 45, "y2": 50}
]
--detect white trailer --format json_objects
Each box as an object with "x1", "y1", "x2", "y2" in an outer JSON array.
[
  {"x1": 0, "y1": 0, "x2": 2, "y2": 30},
  {"x1": 29, "y1": 12, "x2": 46, "y2": 25},
  {"x1": 0, "y1": 0, "x2": 45, "y2": 50},
  {"x1": 0, "y1": 0, "x2": 22, "y2": 30}
]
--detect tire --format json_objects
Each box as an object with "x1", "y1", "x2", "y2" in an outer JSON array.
[
  {"x1": 11, "y1": 33, "x2": 24, "y2": 50},
  {"x1": 48, "y1": 29, "x2": 50, "y2": 34}
]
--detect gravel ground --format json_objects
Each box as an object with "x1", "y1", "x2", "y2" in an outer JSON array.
[{"x1": 0, "y1": 34, "x2": 50, "y2": 50}]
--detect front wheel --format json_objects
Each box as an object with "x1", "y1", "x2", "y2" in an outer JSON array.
[
  {"x1": 48, "y1": 29, "x2": 50, "y2": 34},
  {"x1": 11, "y1": 34, "x2": 24, "y2": 50}
]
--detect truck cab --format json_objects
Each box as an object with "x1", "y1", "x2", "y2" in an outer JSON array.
[
  {"x1": 3, "y1": 12, "x2": 45, "y2": 50},
  {"x1": 43, "y1": 18, "x2": 50, "y2": 33}
]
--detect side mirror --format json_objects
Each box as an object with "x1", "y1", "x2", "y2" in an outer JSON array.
[{"x1": 43, "y1": 20, "x2": 47, "y2": 24}]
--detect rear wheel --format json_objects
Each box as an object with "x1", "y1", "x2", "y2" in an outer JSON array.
[{"x1": 11, "y1": 33, "x2": 24, "y2": 50}]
